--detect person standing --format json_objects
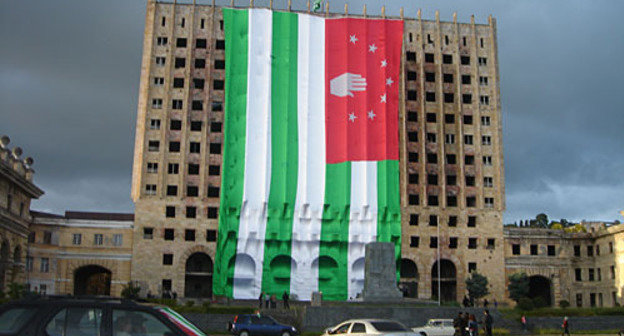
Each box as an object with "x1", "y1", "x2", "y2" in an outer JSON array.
[
  {"x1": 521, "y1": 315, "x2": 527, "y2": 331},
  {"x1": 265, "y1": 292, "x2": 270, "y2": 308},
  {"x1": 561, "y1": 316, "x2": 570, "y2": 336},
  {"x1": 258, "y1": 292, "x2": 264, "y2": 308},
  {"x1": 468, "y1": 314, "x2": 479, "y2": 336},
  {"x1": 483, "y1": 299, "x2": 489, "y2": 308},
  {"x1": 282, "y1": 291, "x2": 290, "y2": 309},
  {"x1": 482, "y1": 310, "x2": 493, "y2": 336}
]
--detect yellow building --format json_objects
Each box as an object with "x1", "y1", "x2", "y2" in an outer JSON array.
[{"x1": 26, "y1": 211, "x2": 133, "y2": 297}]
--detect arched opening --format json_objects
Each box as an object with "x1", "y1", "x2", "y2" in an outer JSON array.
[
  {"x1": 13, "y1": 246, "x2": 21, "y2": 264},
  {"x1": 399, "y1": 258, "x2": 418, "y2": 298},
  {"x1": 528, "y1": 275, "x2": 552, "y2": 306},
  {"x1": 269, "y1": 255, "x2": 296, "y2": 286},
  {"x1": 74, "y1": 265, "x2": 111, "y2": 296},
  {"x1": 431, "y1": 259, "x2": 456, "y2": 302},
  {"x1": 185, "y1": 252, "x2": 213, "y2": 298}
]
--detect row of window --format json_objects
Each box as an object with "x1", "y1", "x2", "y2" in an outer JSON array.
[
  {"x1": 143, "y1": 227, "x2": 217, "y2": 242},
  {"x1": 409, "y1": 236, "x2": 495, "y2": 249},
  {"x1": 511, "y1": 244, "x2": 556, "y2": 256},
  {"x1": 407, "y1": 33, "x2": 489, "y2": 50},
  {"x1": 405, "y1": 91, "x2": 491, "y2": 105},
  {"x1": 409, "y1": 214, "x2": 478, "y2": 227},
  {"x1": 406, "y1": 71, "x2": 489, "y2": 86},
  {"x1": 407, "y1": 174, "x2": 494, "y2": 187},
  {"x1": 405, "y1": 53, "x2": 488, "y2": 66},
  {"x1": 411, "y1": 132, "x2": 494, "y2": 146},
  {"x1": 407, "y1": 194, "x2": 495, "y2": 208},
  {"x1": 574, "y1": 243, "x2": 613, "y2": 257},
  {"x1": 146, "y1": 184, "x2": 220, "y2": 198},
  {"x1": 156, "y1": 36, "x2": 225, "y2": 50},
  {"x1": 159, "y1": 15, "x2": 224, "y2": 30},
  {"x1": 409, "y1": 112, "x2": 492, "y2": 126},
  {"x1": 25, "y1": 256, "x2": 48, "y2": 273},
  {"x1": 147, "y1": 140, "x2": 222, "y2": 155},
  {"x1": 576, "y1": 292, "x2": 617, "y2": 308},
  {"x1": 151, "y1": 94, "x2": 224, "y2": 110},
  {"x1": 407, "y1": 152, "x2": 493, "y2": 166},
  {"x1": 27, "y1": 232, "x2": 120, "y2": 246},
  {"x1": 574, "y1": 266, "x2": 616, "y2": 282}
]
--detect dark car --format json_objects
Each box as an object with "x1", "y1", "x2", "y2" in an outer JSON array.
[
  {"x1": 0, "y1": 295, "x2": 206, "y2": 336},
  {"x1": 228, "y1": 314, "x2": 298, "y2": 336}
]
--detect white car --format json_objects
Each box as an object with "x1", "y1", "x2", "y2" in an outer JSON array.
[
  {"x1": 412, "y1": 319, "x2": 455, "y2": 336},
  {"x1": 322, "y1": 319, "x2": 417, "y2": 336}
]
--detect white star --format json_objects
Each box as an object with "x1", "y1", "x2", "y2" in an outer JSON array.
[
  {"x1": 380, "y1": 59, "x2": 387, "y2": 67},
  {"x1": 386, "y1": 77, "x2": 394, "y2": 86},
  {"x1": 348, "y1": 113, "x2": 357, "y2": 122},
  {"x1": 368, "y1": 110, "x2": 376, "y2": 120},
  {"x1": 349, "y1": 35, "x2": 358, "y2": 44},
  {"x1": 380, "y1": 94, "x2": 387, "y2": 103},
  {"x1": 368, "y1": 44, "x2": 378, "y2": 53}
]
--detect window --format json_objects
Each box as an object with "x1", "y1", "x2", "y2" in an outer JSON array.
[
  {"x1": 172, "y1": 99, "x2": 183, "y2": 109},
  {"x1": 407, "y1": 132, "x2": 418, "y2": 142},
  {"x1": 173, "y1": 77, "x2": 184, "y2": 88},
  {"x1": 462, "y1": 75, "x2": 471, "y2": 85},
  {"x1": 429, "y1": 215, "x2": 438, "y2": 226},
  {"x1": 480, "y1": 76, "x2": 489, "y2": 86},
  {"x1": 149, "y1": 119, "x2": 161, "y2": 130},
  {"x1": 408, "y1": 194, "x2": 419, "y2": 205},
  {"x1": 169, "y1": 141, "x2": 180, "y2": 152},
  {"x1": 352, "y1": 323, "x2": 366, "y2": 334},
  {"x1": 444, "y1": 114, "x2": 455, "y2": 124},
  {"x1": 163, "y1": 254, "x2": 173, "y2": 265},
  {"x1": 468, "y1": 238, "x2": 477, "y2": 249},
  {"x1": 164, "y1": 228, "x2": 175, "y2": 240},
  {"x1": 588, "y1": 245, "x2": 594, "y2": 257},
  {"x1": 207, "y1": 186, "x2": 220, "y2": 197},
  {"x1": 466, "y1": 196, "x2": 476, "y2": 207},
  {"x1": 409, "y1": 152, "x2": 418, "y2": 162},
  {"x1": 112, "y1": 310, "x2": 175, "y2": 336},
  {"x1": 43, "y1": 231, "x2": 52, "y2": 244},
  {"x1": 425, "y1": 72, "x2": 435, "y2": 83},
  {"x1": 480, "y1": 38, "x2": 484, "y2": 48},
  {"x1": 207, "y1": 207, "x2": 218, "y2": 219},
  {"x1": 210, "y1": 143, "x2": 222, "y2": 155},
  {"x1": 186, "y1": 207, "x2": 197, "y2": 219},
  {"x1": 484, "y1": 177, "x2": 493, "y2": 187},
  {"x1": 216, "y1": 39, "x2": 225, "y2": 49},
  {"x1": 211, "y1": 122, "x2": 223, "y2": 133},
  {"x1": 162, "y1": 279, "x2": 172, "y2": 291},
  {"x1": 449, "y1": 237, "x2": 458, "y2": 248},
  {"x1": 189, "y1": 142, "x2": 201, "y2": 153},
  {"x1": 444, "y1": 93, "x2": 454, "y2": 103},
  {"x1": 46, "y1": 308, "x2": 102, "y2": 336},
  {"x1": 212, "y1": 102, "x2": 223, "y2": 112},
  {"x1": 113, "y1": 234, "x2": 122, "y2": 246},
  {"x1": 188, "y1": 164, "x2": 200, "y2": 175},
  {"x1": 462, "y1": 36, "x2": 467, "y2": 46},
  {"x1": 446, "y1": 154, "x2": 456, "y2": 164},
  {"x1": 208, "y1": 165, "x2": 221, "y2": 176},
  {"x1": 463, "y1": 115, "x2": 473, "y2": 124},
  {"x1": 407, "y1": 111, "x2": 418, "y2": 122},
  {"x1": 464, "y1": 135, "x2": 473, "y2": 145},
  {"x1": 196, "y1": 38, "x2": 207, "y2": 48},
  {"x1": 28, "y1": 232, "x2": 35, "y2": 243},
  {"x1": 610, "y1": 242, "x2": 614, "y2": 253},
  {"x1": 185, "y1": 229, "x2": 196, "y2": 241},
  {"x1": 443, "y1": 74, "x2": 453, "y2": 83},
  {"x1": 187, "y1": 186, "x2": 198, "y2": 197},
  {"x1": 175, "y1": 57, "x2": 186, "y2": 68},
  {"x1": 72, "y1": 234, "x2": 81, "y2": 245},
  {"x1": 153, "y1": 77, "x2": 164, "y2": 86},
  {"x1": 512, "y1": 244, "x2": 520, "y2": 255},
  {"x1": 152, "y1": 98, "x2": 163, "y2": 109},
  {"x1": 155, "y1": 57, "x2": 166, "y2": 66},
  {"x1": 598, "y1": 268, "x2": 602, "y2": 281},
  {"x1": 193, "y1": 78, "x2": 205, "y2": 89},
  {"x1": 446, "y1": 175, "x2": 456, "y2": 186},
  {"x1": 147, "y1": 162, "x2": 158, "y2": 173},
  {"x1": 407, "y1": 90, "x2": 418, "y2": 101},
  {"x1": 481, "y1": 116, "x2": 491, "y2": 126},
  {"x1": 442, "y1": 54, "x2": 452, "y2": 64},
  {"x1": 426, "y1": 112, "x2": 436, "y2": 122},
  {"x1": 487, "y1": 238, "x2": 495, "y2": 249},
  {"x1": 214, "y1": 80, "x2": 224, "y2": 90},
  {"x1": 530, "y1": 244, "x2": 538, "y2": 255},
  {"x1": 409, "y1": 173, "x2": 418, "y2": 184},
  {"x1": 427, "y1": 153, "x2": 437, "y2": 164},
  {"x1": 26, "y1": 256, "x2": 33, "y2": 271},
  {"x1": 167, "y1": 163, "x2": 179, "y2": 174},
  {"x1": 468, "y1": 263, "x2": 477, "y2": 273},
  {"x1": 215, "y1": 60, "x2": 225, "y2": 69},
  {"x1": 166, "y1": 185, "x2": 178, "y2": 196},
  {"x1": 574, "y1": 245, "x2": 581, "y2": 257},
  {"x1": 145, "y1": 184, "x2": 156, "y2": 195},
  {"x1": 190, "y1": 121, "x2": 202, "y2": 131},
  {"x1": 180, "y1": 18, "x2": 185, "y2": 28},
  {"x1": 94, "y1": 234, "x2": 103, "y2": 246},
  {"x1": 406, "y1": 52, "x2": 416, "y2": 61},
  {"x1": 480, "y1": 95, "x2": 490, "y2": 106},
  {"x1": 596, "y1": 245, "x2": 600, "y2": 256},
  {"x1": 426, "y1": 133, "x2": 436, "y2": 143},
  {"x1": 170, "y1": 119, "x2": 182, "y2": 130},
  {"x1": 576, "y1": 293, "x2": 583, "y2": 307},
  {"x1": 430, "y1": 237, "x2": 438, "y2": 248},
  {"x1": 410, "y1": 236, "x2": 419, "y2": 248},
  {"x1": 195, "y1": 58, "x2": 205, "y2": 68},
  {"x1": 611, "y1": 265, "x2": 615, "y2": 279},
  {"x1": 425, "y1": 92, "x2": 436, "y2": 102},
  {"x1": 483, "y1": 156, "x2": 492, "y2": 165},
  {"x1": 465, "y1": 155, "x2": 475, "y2": 165},
  {"x1": 589, "y1": 269, "x2": 595, "y2": 281},
  {"x1": 176, "y1": 38, "x2": 187, "y2": 48},
  {"x1": 409, "y1": 214, "x2": 419, "y2": 226},
  {"x1": 161, "y1": 17, "x2": 166, "y2": 26},
  {"x1": 444, "y1": 35, "x2": 449, "y2": 45},
  {"x1": 425, "y1": 53, "x2": 434, "y2": 63},
  {"x1": 478, "y1": 57, "x2": 487, "y2": 66},
  {"x1": 143, "y1": 227, "x2": 153, "y2": 239},
  {"x1": 447, "y1": 195, "x2": 457, "y2": 207},
  {"x1": 166, "y1": 206, "x2": 175, "y2": 218},
  {"x1": 428, "y1": 195, "x2": 439, "y2": 206},
  {"x1": 465, "y1": 175, "x2": 475, "y2": 186},
  {"x1": 468, "y1": 216, "x2": 477, "y2": 227},
  {"x1": 192, "y1": 100, "x2": 203, "y2": 111},
  {"x1": 548, "y1": 245, "x2": 556, "y2": 256},
  {"x1": 462, "y1": 94, "x2": 472, "y2": 104},
  {"x1": 407, "y1": 71, "x2": 417, "y2": 80},
  {"x1": 157, "y1": 36, "x2": 168, "y2": 46},
  {"x1": 461, "y1": 56, "x2": 470, "y2": 65},
  {"x1": 206, "y1": 229, "x2": 217, "y2": 241}
]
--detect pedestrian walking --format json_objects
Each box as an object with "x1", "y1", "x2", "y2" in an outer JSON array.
[
  {"x1": 521, "y1": 315, "x2": 527, "y2": 331},
  {"x1": 493, "y1": 299, "x2": 498, "y2": 308},
  {"x1": 453, "y1": 313, "x2": 464, "y2": 336},
  {"x1": 561, "y1": 316, "x2": 570, "y2": 336},
  {"x1": 462, "y1": 312, "x2": 470, "y2": 336},
  {"x1": 282, "y1": 291, "x2": 290, "y2": 309},
  {"x1": 258, "y1": 292, "x2": 264, "y2": 308},
  {"x1": 463, "y1": 295, "x2": 470, "y2": 308},
  {"x1": 468, "y1": 314, "x2": 479, "y2": 336},
  {"x1": 482, "y1": 310, "x2": 493, "y2": 336},
  {"x1": 483, "y1": 299, "x2": 489, "y2": 308}
]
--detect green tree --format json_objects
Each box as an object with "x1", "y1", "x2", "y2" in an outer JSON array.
[
  {"x1": 564, "y1": 224, "x2": 587, "y2": 233},
  {"x1": 508, "y1": 272, "x2": 529, "y2": 302},
  {"x1": 536, "y1": 213, "x2": 549, "y2": 228},
  {"x1": 465, "y1": 272, "x2": 489, "y2": 301},
  {"x1": 550, "y1": 222, "x2": 563, "y2": 230},
  {"x1": 7, "y1": 283, "x2": 25, "y2": 300},
  {"x1": 121, "y1": 281, "x2": 141, "y2": 299}
]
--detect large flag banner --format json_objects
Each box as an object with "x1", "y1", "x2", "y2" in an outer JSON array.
[{"x1": 214, "y1": 8, "x2": 403, "y2": 301}]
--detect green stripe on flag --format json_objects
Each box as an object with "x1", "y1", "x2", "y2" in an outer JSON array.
[
  {"x1": 214, "y1": 8, "x2": 249, "y2": 298},
  {"x1": 319, "y1": 162, "x2": 351, "y2": 301},
  {"x1": 377, "y1": 159, "x2": 402, "y2": 280},
  {"x1": 261, "y1": 11, "x2": 299, "y2": 296}
]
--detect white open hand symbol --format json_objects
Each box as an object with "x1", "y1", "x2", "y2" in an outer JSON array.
[{"x1": 330, "y1": 73, "x2": 367, "y2": 97}]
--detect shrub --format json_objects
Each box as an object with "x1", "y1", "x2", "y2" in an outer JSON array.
[
  {"x1": 120, "y1": 281, "x2": 141, "y2": 300},
  {"x1": 532, "y1": 297, "x2": 548, "y2": 308},
  {"x1": 559, "y1": 300, "x2": 570, "y2": 308},
  {"x1": 202, "y1": 301, "x2": 211, "y2": 313},
  {"x1": 185, "y1": 300, "x2": 195, "y2": 307},
  {"x1": 517, "y1": 297, "x2": 534, "y2": 311}
]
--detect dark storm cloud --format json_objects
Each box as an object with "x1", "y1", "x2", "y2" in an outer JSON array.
[{"x1": 1, "y1": 0, "x2": 622, "y2": 222}]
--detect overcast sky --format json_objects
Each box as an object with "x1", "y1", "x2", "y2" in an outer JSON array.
[{"x1": 1, "y1": 0, "x2": 623, "y2": 224}]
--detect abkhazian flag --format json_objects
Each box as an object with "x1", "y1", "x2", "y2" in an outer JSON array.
[{"x1": 213, "y1": 8, "x2": 403, "y2": 301}]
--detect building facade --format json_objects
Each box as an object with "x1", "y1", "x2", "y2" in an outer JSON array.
[
  {"x1": 0, "y1": 135, "x2": 43, "y2": 291},
  {"x1": 130, "y1": 1, "x2": 505, "y2": 302},
  {"x1": 26, "y1": 211, "x2": 133, "y2": 297}
]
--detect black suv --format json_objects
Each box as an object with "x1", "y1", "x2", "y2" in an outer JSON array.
[{"x1": 0, "y1": 295, "x2": 206, "y2": 336}]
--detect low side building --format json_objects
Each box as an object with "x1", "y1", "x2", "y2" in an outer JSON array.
[
  {"x1": 0, "y1": 135, "x2": 43, "y2": 291},
  {"x1": 27, "y1": 211, "x2": 133, "y2": 296}
]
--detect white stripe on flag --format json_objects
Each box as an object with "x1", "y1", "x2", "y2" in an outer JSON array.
[
  {"x1": 233, "y1": 8, "x2": 273, "y2": 300},
  {"x1": 290, "y1": 13, "x2": 326, "y2": 301},
  {"x1": 348, "y1": 161, "x2": 378, "y2": 299}
]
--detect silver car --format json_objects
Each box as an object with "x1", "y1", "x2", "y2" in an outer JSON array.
[{"x1": 322, "y1": 319, "x2": 418, "y2": 336}]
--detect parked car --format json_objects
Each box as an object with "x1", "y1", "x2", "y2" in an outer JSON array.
[
  {"x1": 322, "y1": 319, "x2": 417, "y2": 336},
  {"x1": 0, "y1": 295, "x2": 206, "y2": 336},
  {"x1": 412, "y1": 319, "x2": 455, "y2": 336},
  {"x1": 228, "y1": 314, "x2": 298, "y2": 336}
]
